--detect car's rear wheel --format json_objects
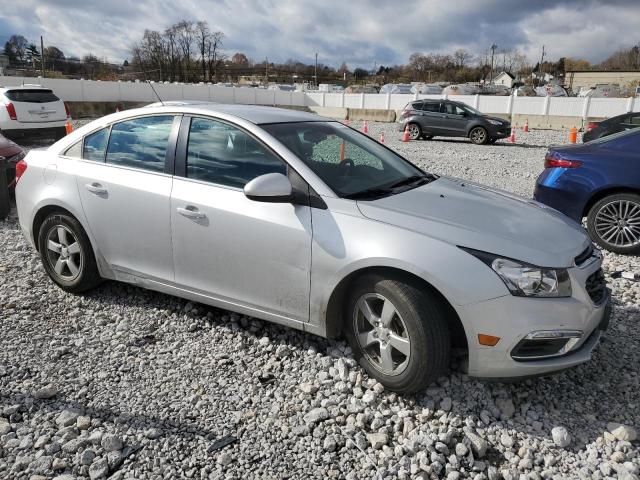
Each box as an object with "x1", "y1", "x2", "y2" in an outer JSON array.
[
  {"x1": 587, "y1": 193, "x2": 640, "y2": 255},
  {"x1": 38, "y1": 213, "x2": 102, "y2": 292},
  {"x1": 344, "y1": 274, "x2": 450, "y2": 393},
  {"x1": 469, "y1": 127, "x2": 489, "y2": 145},
  {"x1": 407, "y1": 123, "x2": 422, "y2": 140}
]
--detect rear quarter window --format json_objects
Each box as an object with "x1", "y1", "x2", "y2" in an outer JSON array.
[{"x1": 4, "y1": 90, "x2": 60, "y2": 103}]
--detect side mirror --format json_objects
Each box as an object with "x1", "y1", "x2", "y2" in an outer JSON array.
[{"x1": 244, "y1": 173, "x2": 293, "y2": 203}]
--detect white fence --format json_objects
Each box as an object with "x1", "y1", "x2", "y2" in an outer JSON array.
[
  {"x1": 305, "y1": 91, "x2": 640, "y2": 119},
  {"x1": 2, "y1": 76, "x2": 639, "y2": 119}
]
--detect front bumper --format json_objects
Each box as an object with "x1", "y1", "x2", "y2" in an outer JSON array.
[{"x1": 458, "y1": 256, "x2": 609, "y2": 378}]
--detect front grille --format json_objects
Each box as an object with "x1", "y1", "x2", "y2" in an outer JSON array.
[
  {"x1": 586, "y1": 268, "x2": 607, "y2": 304},
  {"x1": 574, "y1": 245, "x2": 594, "y2": 266}
]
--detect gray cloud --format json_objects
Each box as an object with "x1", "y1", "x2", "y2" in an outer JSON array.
[{"x1": 0, "y1": 0, "x2": 638, "y2": 68}]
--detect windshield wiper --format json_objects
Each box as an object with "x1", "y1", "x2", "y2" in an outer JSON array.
[
  {"x1": 343, "y1": 187, "x2": 395, "y2": 200},
  {"x1": 387, "y1": 174, "x2": 434, "y2": 190}
]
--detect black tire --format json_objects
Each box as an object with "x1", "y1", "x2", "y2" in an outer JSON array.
[
  {"x1": 343, "y1": 274, "x2": 450, "y2": 393},
  {"x1": 407, "y1": 123, "x2": 422, "y2": 141},
  {"x1": 38, "y1": 213, "x2": 102, "y2": 292},
  {"x1": 469, "y1": 126, "x2": 489, "y2": 145},
  {"x1": 586, "y1": 193, "x2": 640, "y2": 255},
  {"x1": 422, "y1": 134, "x2": 434, "y2": 140}
]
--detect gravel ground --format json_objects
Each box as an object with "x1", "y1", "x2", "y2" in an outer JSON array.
[{"x1": 0, "y1": 121, "x2": 639, "y2": 480}]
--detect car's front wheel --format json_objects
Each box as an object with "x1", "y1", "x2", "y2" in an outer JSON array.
[
  {"x1": 344, "y1": 274, "x2": 450, "y2": 393},
  {"x1": 587, "y1": 193, "x2": 640, "y2": 255},
  {"x1": 38, "y1": 213, "x2": 102, "y2": 292},
  {"x1": 469, "y1": 126, "x2": 489, "y2": 145}
]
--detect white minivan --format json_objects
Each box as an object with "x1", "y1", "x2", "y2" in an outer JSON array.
[{"x1": 0, "y1": 85, "x2": 69, "y2": 140}]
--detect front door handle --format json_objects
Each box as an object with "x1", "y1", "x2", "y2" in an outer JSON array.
[
  {"x1": 85, "y1": 182, "x2": 108, "y2": 195},
  {"x1": 177, "y1": 206, "x2": 206, "y2": 219}
]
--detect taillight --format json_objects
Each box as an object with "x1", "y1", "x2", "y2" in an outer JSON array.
[
  {"x1": 586, "y1": 122, "x2": 599, "y2": 131},
  {"x1": 64, "y1": 102, "x2": 71, "y2": 118},
  {"x1": 14, "y1": 159, "x2": 27, "y2": 184},
  {"x1": 5, "y1": 102, "x2": 17, "y2": 120},
  {"x1": 544, "y1": 151, "x2": 582, "y2": 169}
]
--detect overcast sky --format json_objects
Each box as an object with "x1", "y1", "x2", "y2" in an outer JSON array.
[{"x1": 0, "y1": 0, "x2": 638, "y2": 68}]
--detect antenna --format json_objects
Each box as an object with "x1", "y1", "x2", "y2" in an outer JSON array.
[{"x1": 147, "y1": 80, "x2": 164, "y2": 106}]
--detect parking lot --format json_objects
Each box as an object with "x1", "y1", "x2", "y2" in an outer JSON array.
[{"x1": 1, "y1": 123, "x2": 639, "y2": 479}]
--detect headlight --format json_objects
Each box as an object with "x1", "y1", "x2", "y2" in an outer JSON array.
[
  {"x1": 487, "y1": 119, "x2": 503, "y2": 126},
  {"x1": 461, "y1": 247, "x2": 572, "y2": 298}
]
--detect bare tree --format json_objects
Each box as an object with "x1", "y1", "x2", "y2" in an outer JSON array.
[
  {"x1": 175, "y1": 21, "x2": 195, "y2": 81},
  {"x1": 206, "y1": 31, "x2": 224, "y2": 82},
  {"x1": 195, "y1": 21, "x2": 210, "y2": 81},
  {"x1": 453, "y1": 49, "x2": 471, "y2": 68}
]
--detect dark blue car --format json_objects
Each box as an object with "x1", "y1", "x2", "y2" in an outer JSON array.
[{"x1": 534, "y1": 128, "x2": 640, "y2": 255}]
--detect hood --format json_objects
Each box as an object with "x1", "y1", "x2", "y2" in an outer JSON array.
[
  {"x1": 484, "y1": 115, "x2": 509, "y2": 124},
  {"x1": 357, "y1": 177, "x2": 590, "y2": 268}
]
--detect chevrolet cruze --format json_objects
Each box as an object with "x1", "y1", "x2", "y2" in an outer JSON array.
[{"x1": 15, "y1": 104, "x2": 610, "y2": 392}]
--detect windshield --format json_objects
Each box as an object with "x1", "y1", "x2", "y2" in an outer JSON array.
[{"x1": 261, "y1": 121, "x2": 436, "y2": 199}]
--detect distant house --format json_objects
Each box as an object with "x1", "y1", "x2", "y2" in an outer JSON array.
[
  {"x1": 492, "y1": 71, "x2": 515, "y2": 88},
  {"x1": 566, "y1": 70, "x2": 640, "y2": 94}
]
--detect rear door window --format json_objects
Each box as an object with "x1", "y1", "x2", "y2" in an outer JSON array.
[
  {"x1": 5, "y1": 89, "x2": 60, "y2": 103},
  {"x1": 423, "y1": 102, "x2": 441, "y2": 113},
  {"x1": 410, "y1": 102, "x2": 424, "y2": 111},
  {"x1": 105, "y1": 116, "x2": 174, "y2": 173}
]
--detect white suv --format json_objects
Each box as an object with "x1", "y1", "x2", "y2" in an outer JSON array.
[{"x1": 0, "y1": 85, "x2": 69, "y2": 140}]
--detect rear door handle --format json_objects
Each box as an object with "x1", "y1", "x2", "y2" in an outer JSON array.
[
  {"x1": 177, "y1": 206, "x2": 206, "y2": 219},
  {"x1": 85, "y1": 182, "x2": 108, "y2": 195}
]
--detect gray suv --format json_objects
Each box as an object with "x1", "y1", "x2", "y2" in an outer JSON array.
[{"x1": 398, "y1": 100, "x2": 511, "y2": 144}]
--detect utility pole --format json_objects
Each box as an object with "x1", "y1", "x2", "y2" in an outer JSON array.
[
  {"x1": 265, "y1": 57, "x2": 268, "y2": 85},
  {"x1": 314, "y1": 52, "x2": 318, "y2": 88},
  {"x1": 489, "y1": 44, "x2": 497, "y2": 84},
  {"x1": 40, "y1": 36, "x2": 45, "y2": 78},
  {"x1": 539, "y1": 45, "x2": 546, "y2": 79}
]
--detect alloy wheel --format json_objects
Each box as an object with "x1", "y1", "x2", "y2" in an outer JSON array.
[
  {"x1": 353, "y1": 293, "x2": 411, "y2": 376},
  {"x1": 594, "y1": 200, "x2": 640, "y2": 248},
  {"x1": 45, "y1": 225, "x2": 83, "y2": 281},
  {"x1": 470, "y1": 127, "x2": 487, "y2": 144},
  {"x1": 408, "y1": 124, "x2": 421, "y2": 140}
]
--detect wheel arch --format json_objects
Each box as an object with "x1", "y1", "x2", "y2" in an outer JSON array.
[
  {"x1": 323, "y1": 266, "x2": 468, "y2": 352},
  {"x1": 582, "y1": 186, "x2": 640, "y2": 219}
]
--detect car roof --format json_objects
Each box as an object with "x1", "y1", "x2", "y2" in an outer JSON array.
[{"x1": 140, "y1": 103, "x2": 330, "y2": 124}]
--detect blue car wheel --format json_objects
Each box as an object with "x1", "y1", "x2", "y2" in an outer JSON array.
[{"x1": 586, "y1": 193, "x2": 640, "y2": 255}]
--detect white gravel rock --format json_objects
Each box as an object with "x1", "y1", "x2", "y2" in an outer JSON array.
[
  {"x1": 552, "y1": 426, "x2": 572, "y2": 447},
  {"x1": 608, "y1": 423, "x2": 638, "y2": 442}
]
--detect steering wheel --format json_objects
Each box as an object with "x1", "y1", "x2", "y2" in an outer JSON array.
[{"x1": 338, "y1": 158, "x2": 354, "y2": 176}]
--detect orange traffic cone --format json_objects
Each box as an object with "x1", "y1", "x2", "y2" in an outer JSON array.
[
  {"x1": 379, "y1": 132, "x2": 385, "y2": 144},
  {"x1": 569, "y1": 127, "x2": 577, "y2": 144},
  {"x1": 116, "y1": 106, "x2": 120, "y2": 112},
  {"x1": 362, "y1": 121, "x2": 369, "y2": 134},
  {"x1": 522, "y1": 119, "x2": 529, "y2": 132},
  {"x1": 65, "y1": 120, "x2": 74, "y2": 135},
  {"x1": 402, "y1": 124, "x2": 410, "y2": 142},
  {"x1": 339, "y1": 141, "x2": 345, "y2": 161},
  {"x1": 508, "y1": 127, "x2": 516, "y2": 143}
]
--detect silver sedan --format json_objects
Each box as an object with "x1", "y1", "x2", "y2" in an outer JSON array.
[{"x1": 15, "y1": 104, "x2": 610, "y2": 392}]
